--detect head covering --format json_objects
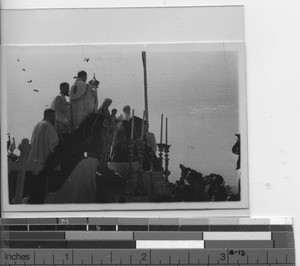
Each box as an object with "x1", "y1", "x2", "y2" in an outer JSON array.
[
  {"x1": 77, "y1": 70, "x2": 87, "y2": 79},
  {"x1": 73, "y1": 70, "x2": 87, "y2": 80},
  {"x1": 44, "y1": 108, "x2": 55, "y2": 117},
  {"x1": 98, "y1": 98, "x2": 112, "y2": 117},
  {"x1": 123, "y1": 105, "x2": 131, "y2": 114},
  {"x1": 98, "y1": 98, "x2": 112, "y2": 111}
]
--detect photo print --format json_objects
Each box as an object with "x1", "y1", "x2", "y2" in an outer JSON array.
[{"x1": 1, "y1": 5, "x2": 248, "y2": 212}]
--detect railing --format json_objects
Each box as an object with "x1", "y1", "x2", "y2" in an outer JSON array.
[{"x1": 8, "y1": 140, "x2": 43, "y2": 204}]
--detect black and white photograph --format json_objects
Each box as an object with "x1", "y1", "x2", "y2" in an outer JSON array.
[{"x1": 1, "y1": 5, "x2": 248, "y2": 211}]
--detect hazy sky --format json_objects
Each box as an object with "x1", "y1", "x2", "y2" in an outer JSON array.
[{"x1": 3, "y1": 43, "x2": 243, "y2": 189}]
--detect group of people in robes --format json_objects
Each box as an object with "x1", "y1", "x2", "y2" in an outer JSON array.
[
  {"x1": 27, "y1": 71, "x2": 99, "y2": 165},
  {"x1": 22, "y1": 70, "x2": 158, "y2": 204}
]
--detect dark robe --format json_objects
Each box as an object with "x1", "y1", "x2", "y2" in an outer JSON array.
[
  {"x1": 232, "y1": 139, "x2": 240, "y2": 170},
  {"x1": 111, "y1": 116, "x2": 143, "y2": 162},
  {"x1": 28, "y1": 112, "x2": 106, "y2": 203}
]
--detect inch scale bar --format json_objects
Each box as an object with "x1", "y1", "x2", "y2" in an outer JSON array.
[
  {"x1": 1, "y1": 248, "x2": 295, "y2": 265},
  {"x1": 0, "y1": 217, "x2": 295, "y2": 265}
]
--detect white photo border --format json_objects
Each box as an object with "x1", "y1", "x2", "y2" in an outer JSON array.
[{"x1": 1, "y1": 3, "x2": 249, "y2": 216}]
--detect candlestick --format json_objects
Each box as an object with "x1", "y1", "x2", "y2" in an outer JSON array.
[
  {"x1": 163, "y1": 144, "x2": 171, "y2": 178},
  {"x1": 131, "y1": 109, "x2": 135, "y2": 139},
  {"x1": 165, "y1": 117, "x2": 168, "y2": 145},
  {"x1": 157, "y1": 143, "x2": 165, "y2": 171},
  {"x1": 160, "y1": 114, "x2": 163, "y2": 144}
]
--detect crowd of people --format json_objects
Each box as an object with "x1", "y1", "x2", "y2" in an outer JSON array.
[{"x1": 18, "y1": 70, "x2": 158, "y2": 203}]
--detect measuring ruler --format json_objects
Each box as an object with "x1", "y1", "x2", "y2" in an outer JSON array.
[{"x1": 0, "y1": 217, "x2": 295, "y2": 265}]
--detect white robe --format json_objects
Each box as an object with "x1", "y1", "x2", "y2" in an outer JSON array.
[
  {"x1": 50, "y1": 93, "x2": 70, "y2": 124},
  {"x1": 50, "y1": 93, "x2": 70, "y2": 136},
  {"x1": 70, "y1": 79, "x2": 98, "y2": 130},
  {"x1": 27, "y1": 120, "x2": 58, "y2": 164}
]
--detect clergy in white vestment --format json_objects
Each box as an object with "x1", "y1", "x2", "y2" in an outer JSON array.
[
  {"x1": 70, "y1": 70, "x2": 98, "y2": 130},
  {"x1": 50, "y1": 82, "x2": 70, "y2": 140},
  {"x1": 27, "y1": 109, "x2": 59, "y2": 165},
  {"x1": 118, "y1": 105, "x2": 131, "y2": 121}
]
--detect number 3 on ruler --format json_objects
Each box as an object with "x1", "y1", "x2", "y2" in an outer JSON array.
[{"x1": 220, "y1": 253, "x2": 226, "y2": 261}]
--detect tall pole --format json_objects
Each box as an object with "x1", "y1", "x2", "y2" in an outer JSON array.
[{"x1": 142, "y1": 51, "x2": 149, "y2": 123}]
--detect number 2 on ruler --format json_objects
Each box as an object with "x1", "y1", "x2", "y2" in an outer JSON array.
[{"x1": 141, "y1": 253, "x2": 147, "y2": 261}]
